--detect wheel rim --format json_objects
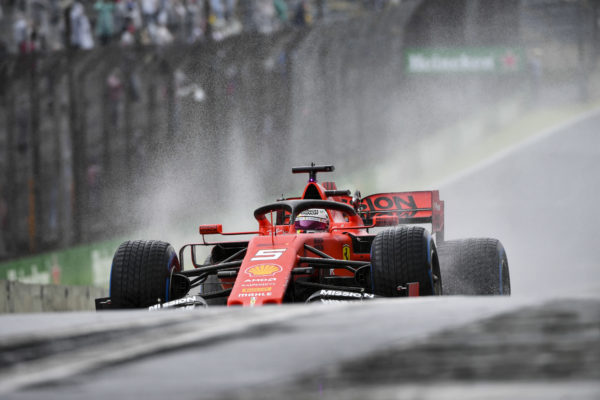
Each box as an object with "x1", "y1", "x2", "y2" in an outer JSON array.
[
  {"x1": 501, "y1": 258, "x2": 510, "y2": 295},
  {"x1": 431, "y1": 247, "x2": 442, "y2": 295}
]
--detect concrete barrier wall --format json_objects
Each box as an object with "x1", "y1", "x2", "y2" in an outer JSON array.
[{"x1": 0, "y1": 281, "x2": 107, "y2": 313}]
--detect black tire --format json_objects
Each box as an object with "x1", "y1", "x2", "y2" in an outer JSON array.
[
  {"x1": 110, "y1": 240, "x2": 180, "y2": 308},
  {"x1": 437, "y1": 238, "x2": 510, "y2": 295},
  {"x1": 371, "y1": 226, "x2": 442, "y2": 296}
]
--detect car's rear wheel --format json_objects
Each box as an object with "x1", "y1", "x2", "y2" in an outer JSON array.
[
  {"x1": 110, "y1": 240, "x2": 180, "y2": 308},
  {"x1": 437, "y1": 238, "x2": 510, "y2": 295},
  {"x1": 371, "y1": 226, "x2": 442, "y2": 296}
]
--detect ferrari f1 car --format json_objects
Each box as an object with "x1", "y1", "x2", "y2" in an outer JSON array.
[{"x1": 96, "y1": 164, "x2": 510, "y2": 310}]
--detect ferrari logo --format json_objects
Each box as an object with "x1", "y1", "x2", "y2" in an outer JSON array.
[{"x1": 342, "y1": 245, "x2": 351, "y2": 260}]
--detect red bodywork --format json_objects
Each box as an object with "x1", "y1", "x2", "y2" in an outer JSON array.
[{"x1": 194, "y1": 179, "x2": 444, "y2": 307}]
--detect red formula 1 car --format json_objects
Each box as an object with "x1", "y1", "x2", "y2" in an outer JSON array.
[{"x1": 97, "y1": 164, "x2": 510, "y2": 310}]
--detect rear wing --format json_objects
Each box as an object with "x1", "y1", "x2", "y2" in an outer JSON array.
[{"x1": 339, "y1": 191, "x2": 445, "y2": 241}]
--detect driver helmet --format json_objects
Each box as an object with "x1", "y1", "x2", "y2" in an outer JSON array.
[{"x1": 295, "y1": 209, "x2": 330, "y2": 232}]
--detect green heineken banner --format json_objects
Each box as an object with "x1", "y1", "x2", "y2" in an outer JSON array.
[
  {"x1": 0, "y1": 239, "x2": 121, "y2": 288},
  {"x1": 405, "y1": 48, "x2": 524, "y2": 74}
]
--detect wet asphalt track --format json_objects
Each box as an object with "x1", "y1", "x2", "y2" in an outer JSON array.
[{"x1": 1, "y1": 109, "x2": 599, "y2": 399}]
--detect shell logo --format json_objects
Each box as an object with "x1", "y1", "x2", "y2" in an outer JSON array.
[{"x1": 245, "y1": 264, "x2": 282, "y2": 277}]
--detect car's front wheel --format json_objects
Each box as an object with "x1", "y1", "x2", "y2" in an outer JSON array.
[
  {"x1": 371, "y1": 226, "x2": 442, "y2": 296},
  {"x1": 110, "y1": 240, "x2": 180, "y2": 308}
]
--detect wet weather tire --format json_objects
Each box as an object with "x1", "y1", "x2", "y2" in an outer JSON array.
[
  {"x1": 371, "y1": 226, "x2": 442, "y2": 296},
  {"x1": 110, "y1": 240, "x2": 180, "y2": 308},
  {"x1": 437, "y1": 238, "x2": 510, "y2": 295}
]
